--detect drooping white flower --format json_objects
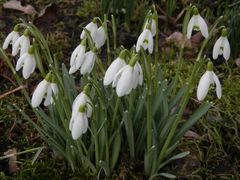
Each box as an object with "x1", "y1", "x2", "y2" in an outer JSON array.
[
  {"x1": 197, "y1": 62, "x2": 221, "y2": 101},
  {"x1": 213, "y1": 28, "x2": 230, "y2": 61},
  {"x1": 136, "y1": 28, "x2": 154, "y2": 54},
  {"x1": 31, "y1": 73, "x2": 59, "y2": 108},
  {"x1": 112, "y1": 55, "x2": 142, "y2": 97},
  {"x1": 70, "y1": 107, "x2": 89, "y2": 140},
  {"x1": 69, "y1": 85, "x2": 92, "y2": 140},
  {"x1": 80, "y1": 20, "x2": 98, "y2": 41},
  {"x1": 80, "y1": 49, "x2": 97, "y2": 75},
  {"x1": 94, "y1": 26, "x2": 106, "y2": 49},
  {"x1": 12, "y1": 29, "x2": 30, "y2": 56},
  {"x1": 144, "y1": 16, "x2": 157, "y2": 37},
  {"x1": 16, "y1": 45, "x2": 36, "y2": 79},
  {"x1": 187, "y1": 7, "x2": 208, "y2": 39},
  {"x1": 3, "y1": 26, "x2": 20, "y2": 50},
  {"x1": 69, "y1": 39, "x2": 87, "y2": 74},
  {"x1": 103, "y1": 50, "x2": 127, "y2": 86}
]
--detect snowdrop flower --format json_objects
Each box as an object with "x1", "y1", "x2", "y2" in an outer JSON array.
[
  {"x1": 136, "y1": 24, "x2": 154, "y2": 54},
  {"x1": 213, "y1": 28, "x2": 230, "y2": 61},
  {"x1": 103, "y1": 49, "x2": 127, "y2": 86},
  {"x1": 143, "y1": 14, "x2": 157, "y2": 37},
  {"x1": 3, "y1": 25, "x2": 20, "y2": 50},
  {"x1": 12, "y1": 29, "x2": 30, "y2": 56},
  {"x1": 31, "y1": 73, "x2": 59, "y2": 107},
  {"x1": 80, "y1": 47, "x2": 97, "y2": 75},
  {"x1": 16, "y1": 45, "x2": 36, "y2": 79},
  {"x1": 80, "y1": 18, "x2": 98, "y2": 41},
  {"x1": 187, "y1": 7, "x2": 208, "y2": 39},
  {"x1": 71, "y1": 85, "x2": 92, "y2": 119},
  {"x1": 70, "y1": 105, "x2": 89, "y2": 140},
  {"x1": 94, "y1": 25, "x2": 106, "y2": 49},
  {"x1": 112, "y1": 54, "x2": 143, "y2": 97},
  {"x1": 69, "y1": 39, "x2": 87, "y2": 74},
  {"x1": 197, "y1": 62, "x2": 222, "y2": 101}
]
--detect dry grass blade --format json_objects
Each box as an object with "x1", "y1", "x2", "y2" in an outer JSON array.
[{"x1": 0, "y1": 85, "x2": 27, "y2": 100}]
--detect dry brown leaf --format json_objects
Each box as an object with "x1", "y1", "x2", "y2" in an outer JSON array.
[
  {"x1": 165, "y1": 31, "x2": 192, "y2": 48},
  {"x1": 184, "y1": 130, "x2": 201, "y2": 139},
  {"x1": 3, "y1": 0, "x2": 36, "y2": 15},
  {"x1": 235, "y1": 57, "x2": 240, "y2": 67},
  {"x1": 3, "y1": 148, "x2": 19, "y2": 174}
]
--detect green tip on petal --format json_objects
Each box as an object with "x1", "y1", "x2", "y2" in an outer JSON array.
[
  {"x1": 129, "y1": 54, "x2": 139, "y2": 67},
  {"x1": 45, "y1": 72, "x2": 52, "y2": 82},
  {"x1": 207, "y1": 61, "x2": 213, "y2": 71},
  {"x1": 92, "y1": 46, "x2": 98, "y2": 53},
  {"x1": 79, "y1": 105, "x2": 86, "y2": 113},
  {"x1": 83, "y1": 84, "x2": 90, "y2": 95},
  {"x1": 28, "y1": 45, "x2": 34, "y2": 54},
  {"x1": 23, "y1": 28, "x2": 30, "y2": 36},
  {"x1": 13, "y1": 25, "x2": 19, "y2": 32},
  {"x1": 192, "y1": 7, "x2": 199, "y2": 15},
  {"x1": 80, "y1": 38, "x2": 87, "y2": 46},
  {"x1": 221, "y1": 28, "x2": 228, "y2": 37}
]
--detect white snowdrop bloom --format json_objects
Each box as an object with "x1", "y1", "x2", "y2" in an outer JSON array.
[
  {"x1": 80, "y1": 49, "x2": 97, "y2": 75},
  {"x1": 197, "y1": 62, "x2": 221, "y2": 101},
  {"x1": 136, "y1": 28, "x2": 154, "y2": 54},
  {"x1": 212, "y1": 28, "x2": 230, "y2": 61},
  {"x1": 16, "y1": 46, "x2": 36, "y2": 79},
  {"x1": 187, "y1": 7, "x2": 208, "y2": 39},
  {"x1": 80, "y1": 20, "x2": 98, "y2": 41},
  {"x1": 12, "y1": 29, "x2": 30, "y2": 56},
  {"x1": 70, "y1": 106, "x2": 89, "y2": 140},
  {"x1": 144, "y1": 17, "x2": 157, "y2": 37},
  {"x1": 132, "y1": 62, "x2": 143, "y2": 89},
  {"x1": 103, "y1": 50, "x2": 127, "y2": 86},
  {"x1": 31, "y1": 74, "x2": 59, "y2": 108},
  {"x1": 69, "y1": 39, "x2": 87, "y2": 74},
  {"x1": 112, "y1": 55, "x2": 142, "y2": 97},
  {"x1": 3, "y1": 26, "x2": 20, "y2": 50},
  {"x1": 94, "y1": 26, "x2": 106, "y2": 49}
]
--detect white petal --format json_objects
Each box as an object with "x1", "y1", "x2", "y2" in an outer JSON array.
[
  {"x1": 3, "y1": 31, "x2": 17, "y2": 49},
  {"x1": 80, "y1": 51, "x2": 96, "y2": 74},
  {"x1": 197, "y1": 71, "x2": 212, "y2": 101},
  {"x1": 116, "y1": 65, "x2": 133, "y2": 97},
  {"x1": 75, "y1": 47, "x2": 86, "y2": 69},
  {"x1": 50, "y1": 83, "x2": 58, "y2": 104},
  {"x1": 80, "y1": 22, "x2": 98, "y2": 40},
  {"x1": 147, "y1": 30, "x2": 154, "y2": 54},
  {"x1": 70, "y1": 45, "x2": 81, "y2": 66},
  {"x1": 95, "y1": 26, "x2": 106, "y2": 48},
  {"x1": 112, "y1": 66, "x2": 128, "y2": 88},
  {"x1": 20, "y1": 36, "x2": 30, "y2": 56},
  {"x1": 187, "y1": 16, "x2": 195, "y2": 39},
  {"x1": 31, "y1": 80, "x2": 49, "y2": 108},
  {"x1": 71, "y1": 112, "x2": 88, "y2": 140},
  {"x1": 152, "y1": 20, "x2": 157, "y2": 37},
  {"x1": 223, "y1": 38, "x2": 230, "y2": 61},
  {"x1": 12, "y1": 36, "x2": 22, "y2": 56},
  {"x1": 136, "y1": 29, "x2": 148, "y2": 52},
  {"x1": 212, "y1": 72, "x2": 222, "y2": 99},
  {"x1": 132, "y1": 63, "x2": 140, "y2": 89},
  {"x1": 213, "y1": 37, "x2": 223, "y2": 59},
  {"x1": 137, "y1": 62, "x2": 143, "y2": 85},
  {"x1": 12, "y1": 32, "x2": 20, "y2": 45},
  {"x1": 16, "y1": 53, "x2": 28, "y2": 71},
  {"x1": 22, "y1": 55, "x2": 36, "y2": 79},
  {"x1": 103, "y1": 58, "x2": 126, "y2": 86},
  {"x1": 197, "y1": 15, "x2": 208, "y2": 38},
  {"x1": 82, "y1": 115, "x2": 89, "y2": 133},
  {"x1": 43, "y1": 85, "x2": 53, "y2": 106},
  {"x1": 69, "y1": 116, "x2": 74, "y2": 131}
]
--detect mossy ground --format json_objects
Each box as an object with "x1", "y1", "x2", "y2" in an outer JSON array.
[{"x1": 0, "y1": 0, "x2": 240, "y2": 179}]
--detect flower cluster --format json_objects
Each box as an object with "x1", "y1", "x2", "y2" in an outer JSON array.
[
  {"x1": 186, "y1": 7, "x2": 230, "y2": 100},
  {"x1": 69, "y1": 18, "x2": 106, "y2": 75},
  {"x1": 3, "y1": 26, "x2": 36, "y2": 79}
]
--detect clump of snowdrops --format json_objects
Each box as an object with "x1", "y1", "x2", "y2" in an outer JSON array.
[{"x1": 0, "y1": 5, "x2": 230, "y2": 179}]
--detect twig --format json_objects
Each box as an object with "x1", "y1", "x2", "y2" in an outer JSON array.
[{"x1": 0, "y1": 85, "x2": 27, "y2": 100}]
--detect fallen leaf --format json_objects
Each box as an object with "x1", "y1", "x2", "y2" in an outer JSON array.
[
  {"x1": 3, "y1": 148, "x2": 19, "y2": 174},
  {"x1": 3, "y1": 0, "x2": 36, "y2": 15},
  {"x1": 235, "y1": 57, "x2": 240, "y2": 67},
  {"x1": 184, "y1": 130, "x2": 201, "y2": 139}
]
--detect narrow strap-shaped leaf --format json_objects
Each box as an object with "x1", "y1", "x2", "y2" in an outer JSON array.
[
  {"x1": 110, "y1": 130, "x2": 121, "y2": 170},
  {"x1": 173, "y1": 102, "x2": 212, "y2": 144}
]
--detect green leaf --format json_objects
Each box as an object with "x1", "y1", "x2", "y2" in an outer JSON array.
[
  {"x1": 169, "y1": 84, "x2": 187, "y2": 109},
  {"x1": 110, "y1": 130, "x2": 121, "y2": 170},
  {"x1": 169, "y1": 151, "x2": 190, "y2": 161},
  {"x1": 173, "y1": 102, "x2": 212, "y2": 143},
  {"x1": 32, "y1": 147, "x2": 44, "y2": 165},
  {"x1": 99, "y1": 160, "x2": 110, "y2": 176},
  {"x1": 144, "y1": 146, "x2": 157, "y2": 175}
]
